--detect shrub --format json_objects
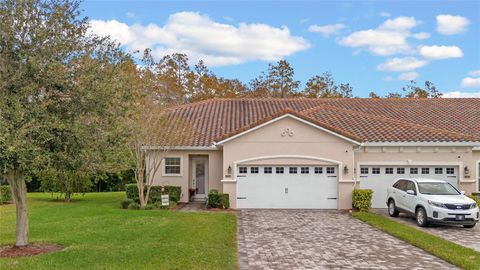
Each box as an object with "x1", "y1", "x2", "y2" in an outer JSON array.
[
  {"x1": 468, "y1": 195, "x2": 480, "y2": 205},
  {"x1": 0, "y1": 185, "x2": 12, "y2": 204},
  {"x1": 120, "y1": 198, "x2": 134, "y2": 209},
  {"x1": 128, "y1": 202, "x2": 140, "y2": 210},
  {"x1": 208, "y1": 189, "x2": 229, "y2": 209},
  {"x1": 219, "y1": 193, "x2": 230, "y2": 209},
  {"x1": 144, "y1": 204, "x2": 155, "y2": 210},
  {"x1": 125, "y1": 184, "x2": 181, "y2": 203},
  {"x1": 352, "y1": 189, "x2": 373, "y2": 212}
]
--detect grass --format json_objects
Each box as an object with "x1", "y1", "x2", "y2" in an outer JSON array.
[
  {"x1": 0, "y1": 192, "x2": 237, "y2": 270},
  {"x1": 353, "y1": 211, "x2": 480, "y2": 270}
]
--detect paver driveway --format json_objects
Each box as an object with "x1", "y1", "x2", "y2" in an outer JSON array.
[
  {"x1": 378, "y1": 211, "x2": 480, "y2": 252},
  {"x1": 237, "y1": 210, "x2": 456, "y2": 270}
]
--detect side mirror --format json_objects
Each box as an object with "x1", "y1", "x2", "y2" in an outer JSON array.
[
  {"x1": 460, "y1": 191, "x2": 466, "y2": 195},
  {"x1": 406, "y1": 190, "x2": 416, "y2": 195}
]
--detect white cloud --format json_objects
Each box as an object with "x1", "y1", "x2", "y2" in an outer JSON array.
[
  {"x1": 339, "y1": 16, "x2": 418, "y2": 56},
  {"x1": 89, "y1": 12, "x2": 310, "y2": 66},
  {"x1": 380, "y1": 11, "x2": 391, "y2": 17},
  {"x1": 398, "y1": 72, "x2": 419, "y2": 81},
  {"x1": 442, "y1": 91, "x2": 480, "y2": 98},
  {"x1": 461, "y1": 77, "x2": 480, "y2": 88},
  {"x1": 469, "y1": 70, "x2": 480, "y2": 76},
  {"x1": 412, "y1": 32, "x2": 430, "y2": 40},
  {"x1": 418, "y1": 45, "x2": 463, "y2": 60},
  {"x1": 377, "y1": 57, "x2": 427, "y2": 72},
  {"x1": 308, "y1": 23, "x2": 345, "y2": 37},
  {"x1": 126, "y1": 12, "x2": 135, "y2": 18},
  {"x1": 436, "y1": 14, "x2": 470, "y2": 35}
]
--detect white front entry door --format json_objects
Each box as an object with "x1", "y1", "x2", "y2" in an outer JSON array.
[
  {"x1": 359, "y1": 165, "x2": 459, "y2": 208},
  {"x1": 192, "y1": 157, "x2": 208, "y2": 199},
  {"x1": 236, "y1": 165, "x2": 338, "y2": 209}
]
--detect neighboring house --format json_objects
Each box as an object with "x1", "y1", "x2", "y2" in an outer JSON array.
[{"x1": 146, "y1": 98, "x2": 480, "y2": 209}]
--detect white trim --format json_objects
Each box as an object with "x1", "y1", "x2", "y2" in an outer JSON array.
[
  {"x1": 477, "y1": 160, "x2": 480, "y2": 192},
  {"x1": 214, "y1": 113, "x2": 361, "y2": 146},
  {"x1": 460, "y1": 180, "x2": 477, "y2": 183},
  {"x1": 191, "y1": 156, "x2": 209, "y2": 199},
  {"x1": 474, "y1": 147, "x2": 480, "y2": 151},
  {"x1": 161, "y1": 156, "x2": 183, "y2": 177},
  {"x1": 362, "y1": 142, "x2": 480, "y2": 147},
  {"x1": 143, "y1": 145, "x2": 218, "y2": 151},
  {"x1": 339, "y1": 180, "x2": 358, "y2": 183},
  {"x1": 221, "y1": 179, "x2": 237, "y2": 183}
]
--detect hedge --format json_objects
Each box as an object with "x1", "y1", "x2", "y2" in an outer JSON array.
[
  {"x1": 352, "y1": 189, "x2": 373, "y2": 212},
  {"x1": 207, "y1": 189, "x2": 229, "y2": 209},
  {"x1": 0, "y1": 185, "x2": 12, "y2": 204},
  {"x1": 125, "y1": 184, "x2": 181, "y2": 203}
]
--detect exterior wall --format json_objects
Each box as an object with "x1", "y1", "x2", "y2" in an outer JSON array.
[
  {"x1": 221, "y1": 116, "x2": 357, "y2": 209},
  {"x1": 474, "y1": 150, "x2": 480, "y2": 192},
  {"x1": 147, "y1": 150, "x2": 223, "y2": 203},
  {"x1": 355, "y1": 146, "x2": 478, "y2": 194}
]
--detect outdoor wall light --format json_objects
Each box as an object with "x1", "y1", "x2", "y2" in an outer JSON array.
[
  {"x1": 227, "y1": 165, "x2": 232, "y2": 174},
  {"x1": 464, "y1": 166, "x2": 470, "y2": 175},
  {"x1": 343, "y1": 165, "x2": 349, "y2": 174}
]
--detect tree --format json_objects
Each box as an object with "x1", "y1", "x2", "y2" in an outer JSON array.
[
  {"x1": 155, "y1": 53, "x2": 191, "y2": 104},
  {"x1": 0, "y1": 0, "x2": 132, "y2": 246},
  {"x1": 403, "y1": 80, "x2": 442, "y2": 98},
  {"x1": 303, "y1": 72, "x2": 353, "y2": 98},
  {"x1": 368, "y1": 92, "x2": 380, "y2": 98},
  {"x1": 267, "y1": 60, "x2": 300, "y2": 97},
  {"x1": 385, "y1": 92, "x2": 403, "y2": 98}
]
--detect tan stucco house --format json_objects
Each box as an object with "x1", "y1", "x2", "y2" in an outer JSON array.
[{"x1": 147, "y1": 98, "x2": 480, "y2": 209}]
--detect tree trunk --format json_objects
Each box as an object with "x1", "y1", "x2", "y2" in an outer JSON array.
[
  {"x1": 64, "y1": 191, "x2": 71, "y2": 202},
  {"x1": 6, "y1": 170, "x2": 29, "y2": 247}
]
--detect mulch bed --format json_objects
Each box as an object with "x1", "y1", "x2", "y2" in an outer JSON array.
[{"x1": 0, "y1": 243, "x2": 64, "y2": 258}]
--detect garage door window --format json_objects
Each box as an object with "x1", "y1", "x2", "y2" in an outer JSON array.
[
  {"x1": 301, "y1": 167, "x2": 309, "y2": 174},
  {"x1": 435, "y1": 168, "x2": 443, "y2": 174},
  {"x1": 372, "y1": 168, "x2": 380, "y2": 174},
  {"x1": 264, "y1": 167, "x2": 272, "y2": 174},
  {"x1": 385, "y1": 168, "x2": 394, "y2": 174},
  {"x1": 410, "y1": 168, "x2": 418, "y2": 174},
  {"x1": 421, "y1": 168, "x2": 430, "y2": 174},
  {"x1": 326, "y1": 167, "x2": 335, "y2": 174},
  {"x1": 315, "y1": 167, "x2": 323, "y2": 174},
  {"x1": 446, "y1": 168, "x2": 455, "y2": 174},
  {"x1": 276, "y1": 167, "x2": 284, "y2": 174},
  {"x1": 397, "y1": 168, "x2": 405, "y2": 174},
  {"x1": 289, "y1": 167, "x2": 297, "y2": 174},
  {"x1": 239, "y1": 167, "x2": 247, "y2": 174},
  {"x1": 360, "y1": 167, "x2": 368, "y2": 174},
  {"x1": 251, "y1": 167, "x2": 259, "y2": 174}
]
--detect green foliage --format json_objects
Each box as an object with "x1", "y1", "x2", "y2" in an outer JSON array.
[
  {"x1": 0, "y1": 185, "x2": 12, "y2": 204},
  {"x1": 208, "y1": 189, "x2": 230, "y2": 209},
  {"x1": 144, "y1": 204, "x2": 155, "y2": 210},
  {"x1": 353, "y1": 212, "x2": 480, "y2": 270},
  {"x1": 125, "y1": 184, "x2": 181, "y2": 203},
  {"x1": 120, "y1": 198, "x2": 134, "y2": 209},
  {"x1": 127, "y1": 202, "x2": 140, "y2": 210},
  {"x1": 468, "y1": 195, "x2": 480, "y2": 205},
  {"x1": 352, "y1": 189, "x2": 373, "y2": 212}
]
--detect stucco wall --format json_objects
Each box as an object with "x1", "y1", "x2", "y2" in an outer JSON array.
[
  {"x1": 221, "y1": 116, "x2": 357, "y2": 209},
  {"x1": 147, "y1": 150, "x2": 223, "y2": 203}
]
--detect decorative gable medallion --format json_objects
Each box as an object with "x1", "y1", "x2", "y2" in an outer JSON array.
[{"x1": 281, "y1": 128, "x2": 294, "y2": 137}]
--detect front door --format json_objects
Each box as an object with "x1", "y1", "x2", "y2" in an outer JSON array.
[{"x1": 192, "y1": 157, "x2": 208, "y2": 198}]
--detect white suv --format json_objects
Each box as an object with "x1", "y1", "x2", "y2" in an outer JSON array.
[{"x1": 386, "y1": 178, "x2": 479, "y2": 228}]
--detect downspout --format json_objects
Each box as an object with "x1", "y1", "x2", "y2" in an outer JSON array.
[{"x1": 352, "y1": 143, "x2": 364, "y2": 189}]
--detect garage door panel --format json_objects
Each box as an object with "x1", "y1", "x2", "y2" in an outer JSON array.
[
  {"x1": 359, "y1": 165, "x2": 458, "y2": 208},
  {"x1": 237, "y1": 166, "x2": 338, "y2": 209}
]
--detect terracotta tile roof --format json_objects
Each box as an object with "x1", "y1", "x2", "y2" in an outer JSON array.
[{"x1": 161, "y1": 98, "x2": 480, "y2": 146}]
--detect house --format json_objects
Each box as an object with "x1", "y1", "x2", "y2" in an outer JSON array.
[{"x1": 146, "y1": 98, "x2": 480, "y2": 209}]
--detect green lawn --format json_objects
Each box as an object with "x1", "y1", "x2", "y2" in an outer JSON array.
[
  {"x1": 353, "y1": 211, "x2": 480, "y2": 270},
  {"x1": 0, "y1": 192, "x2": 237, "y2": 270}
]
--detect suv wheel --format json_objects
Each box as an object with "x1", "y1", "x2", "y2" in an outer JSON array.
[
  {"x1": 415, "y1": 207, "x2": 428, "y2": 227},
  {"x1": 463, "y1": 224, "x2": 476, "y2": 229},
  {"x1": 388, "y1": 200, "x2": 399, "y2": 217}
]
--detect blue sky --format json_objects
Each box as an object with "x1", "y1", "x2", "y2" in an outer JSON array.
[{"x1": 83, "y1": 0, "x2": 480, "y2": 97}]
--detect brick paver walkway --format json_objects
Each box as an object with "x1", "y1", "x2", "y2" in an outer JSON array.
[{"x1": 238, "y1": 210, "x2": 456, "y2": 270}]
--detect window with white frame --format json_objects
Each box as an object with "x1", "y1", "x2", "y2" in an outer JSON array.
[
  {"x1": 435, "y1": 168, "x2": 443, "y2": 174},
  {"x1": 251, "y1": 167, "x2": 259, "y2": 174},
  {"x1": 360, "y1": 167, "x2": 369, "y2": 174},
  {"x1": 264, "y1": 167, "x2": 272, "y2": 174},
  {"x1": 289, "y1": 167, "x2": 297, "y2": 174},
  {"x1": 410, "y1": 168, "x2": 418, "y2": 174},
  {"x1": 446, "y1": 167, "x2": 455, "y2": 175},
  {"x1": 314, "y1": 167, "x2": 323, "y2": 174},
  {"x1": 385, "y1": 168, "x2": 394, "y2": 174},
  {"x1": 421, "y1": 168, "x2": 430, "y2": 174},
  {"x1": 276, "y1": 167, "x2": 284, "y2": 174},
  {"x1": 397, "y1": 168, "x2": 405, "y2": 174},
  {"x1": 301, "y1": 167, "x2": 309, "y2": 174},
  {"x1": 372, "y1": 168, "x2": 380, "y2": 174},
  {"x1": 164, "y1": 157, "x2": 181, "y2": 175},
  {"x1": 326, "y1": 167, "x2": 335, "y2": 174},
  {"x1": 239, "y1": 167, "x2": 247, "y2": 174}
]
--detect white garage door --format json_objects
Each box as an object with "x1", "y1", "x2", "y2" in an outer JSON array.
[
  {"x1": 359, "y1": 165, "x2": 459, "y2": 208},
  {"x1": 236, "y1": 165, "x2": 338, "y2": 209}
]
